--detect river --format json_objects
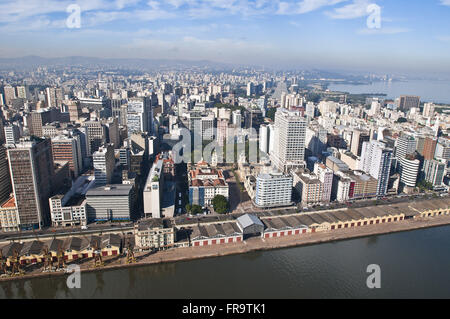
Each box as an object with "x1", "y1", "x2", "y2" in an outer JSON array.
[
  {"x1": 328, "y1": 80, "x2": 450, "y2": 104},
  {"x1": 1, "y1": 225, "x2": 450, "y2": 299}
]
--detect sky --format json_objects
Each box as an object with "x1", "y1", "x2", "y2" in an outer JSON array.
[{"x1": 0, "y1": 0, "x2": 450, "y2": 75}]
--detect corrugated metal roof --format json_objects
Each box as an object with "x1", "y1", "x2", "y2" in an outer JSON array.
[{"x1": 237, "y1": 214, "x2": 264, "y2": 229}]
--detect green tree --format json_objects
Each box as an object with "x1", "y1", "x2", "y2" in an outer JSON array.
[
  {"x1": 212, "y1": 195, "x2": 229, "y2": 214},
  {"x1": 191, "y1": 205, "x2": 203, "y2": 215},
  {"x1": 266, "y1": 107, "x2": 277, "y2": 121},
  {"x1": 185, "y1": 204, "x2": 192, "y2": 213},
  {"x1": 396, "y1": 117, "x2": 408, "y2": 123}
]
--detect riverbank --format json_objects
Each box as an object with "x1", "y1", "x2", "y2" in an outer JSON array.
[{"x1": 2, "y1": 215, "x2": 450, "y2": 283}]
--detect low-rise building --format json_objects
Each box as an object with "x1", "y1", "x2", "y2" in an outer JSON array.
[
  {"x1": 134, "y1": 219, "x2": 175, "y2": 250},
  {"x1": 188, "y1": 161, "x2": 228, "y2": 207},
  {"x1": 254, "y1": 172, "x2": 293, "y2": 208},
  {"x1": 0, "y1": 196, "x2": 19, "y2": 232}
]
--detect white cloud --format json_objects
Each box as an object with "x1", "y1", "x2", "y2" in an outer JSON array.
[
  {"x1": 277, "y1": 0, "x2": 347, "y2": 15},
  {"x1": 440, "y1": 0, "x2": 450, "y2": 6},
  {"x1": 326, "y1": 0, "x2": 371, "y2": 19}
]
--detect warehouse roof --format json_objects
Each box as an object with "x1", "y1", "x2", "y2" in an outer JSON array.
[{"x1": 237, "y1": 214, "x2": 264, "y2": 229}]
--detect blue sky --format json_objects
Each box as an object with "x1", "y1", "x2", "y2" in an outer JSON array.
[{"x1": 1, "y1": 0, "x2": 450, "y2": 75}]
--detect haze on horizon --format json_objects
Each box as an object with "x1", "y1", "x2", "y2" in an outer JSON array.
[{"x1": 0, "y1": 0, "x2": 450, "y2": 76}]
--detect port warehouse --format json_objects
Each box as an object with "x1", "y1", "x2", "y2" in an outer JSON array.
[
  {"x1": 1, "y1": 198, "x2": 449, "y2": 264},
  {"x1": 174, "y1": 197, "x2": 450, "y2": 245},
  {"x1": 0, "y1": 234, "x2": 121, "y2": 266}
]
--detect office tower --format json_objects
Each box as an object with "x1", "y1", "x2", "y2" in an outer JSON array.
[
  {"x1": 434, "y1": 140, "x2": 450, "y2": 161},
  {"x1": 268, "y1": 124, "x2": 275, "y2": 154},
  {"x1": 0, "y1": 93, "x2": 4, "y2": 106},
  {"x1": 305, "y1": 102, "x2": 315, "y2": 118},
  {"x1": 3, "y1": 86, "x2": 16, "y2": 106},
  {"x1": 93, "y1": 144, "x2": 115, "y2": 186},
  {"x1": 423, "y1": 159, "x2": 445, "y2": 187},
  {"x1": 111, "y1": 99, "x2": 124, "y2": 124},
  {"x1": 127, "y1": 97, "x2": 152, "y2": 137},
  {"x1": 84, "y1": 120, "x2": 106, "y2": 155},
  {"x1": 395, "y1": 135, "x2": 416, "y2": 159},
  {"x1": 255, "y1": 172, "x2": 293, "y2": 208},
  {"x1": 398, "y1": 95, "x2": 420, "y2": 111},
  {"x1": 68, "y1": 100, "x2": 82, "y2": 122},
  {"x1": 423, "y1": 102, "x2": 435, "y2": 118},
  {"x1": 52, "y1": 135, "x2": 83, "y2": 179},
  {"x1": 28, "y1": 109, "x2": 53, "y2": 137},
  {"x1": 4, "y1": 124, "x2": 20, "y2": 145},
  {"x1": 216, "y1": 118, "x2": 228, "y2": 147},
  {"x1": 398, "y1": 154, "x2": 420, "y2": 188},
  {"x1": 360, "y1": 140, "x2": 393, "y2": 197},
  {"x1": 350, "y1": 129, "x2": 370, "y2": 157},
  {"x1": 7, "y1": 137, "x2": 55, "y2": 229},
  {"x1": 106, "y1": 117, "x2": 120, "y2": 149},
  {"x1": 259, "y1": 124, "x2": 269, "y2": 154},
  {"x1": 0, "y1": 117, "x2": 4, "y2": 145},
  {"x1": 232, "y1": 110, "x2": 242, "y2": 128},
  {"x1": 271, "y1": 108, "x2": 306, "y2": 172},
  {"x1": 144, "y1": 159, "x2": 164, "y2": 218},
  {"x1": 422, "y1": 137, "x2": 437, "y2": 161},
  {"x1": 45, "y1": 87, "x2": 57, "y2": 108},
  {"x1": 247, "y1": 82, "x2": 255, "y2": 97},
  {"x1": 16, "y1": 86, "x2": 27, "y2": 99},
  {"x1": 0, "y1": 145, "x2": 12, "y2": 204},
  {"x1": 86, "y1": 184, "x2": 134, "y2": 222}
]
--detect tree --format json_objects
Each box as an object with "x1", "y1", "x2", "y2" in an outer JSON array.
[
  {"x1": 191, "y1": 205, "x2": 203, "y2": 215},
  {"x1": 396, "y1": 117, "x2": 408, "y2": 123},
  {"x1": 185, "y1": 204, "x2": 192, "y2": 213},
  {"x1": 212, "y1": 195, "x2": 229, "y2": 214},
  {"x1": 266, "y1": 107, "x2": 277, "y2": 121}
]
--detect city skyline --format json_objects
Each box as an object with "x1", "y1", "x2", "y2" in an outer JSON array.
[{"x1": 1, "y1": 0, "x2": 450, "y2": 75}]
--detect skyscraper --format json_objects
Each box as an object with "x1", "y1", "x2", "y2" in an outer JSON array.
[
  {"x1": 93, "y1": 144, "x2": 115, "y2": 186},
  {"x1": 398, "y1": 95, "x2": 420, "y2": 112},
  {"x1": 52, "y1": 135, "x2": 83, "y2": 179},
  {"x1": 0, "y1": 145, "x2": 12, "y2": 205},
  {"x1": 423, "y1": 159, "x2": 445, "y2": 187},
  {"x1": 126, "y1": 97, "x2": 152, "y2": 137},
  {"x1": 360, "y1": 140, "x2": 393, "y2": 197},
  {"x1": 271, "y1": 108, "x2": 306, "y2": 173},
  {"x1": 350, "y1": 129, "x2": 370, "y2": 157},
  {"x1": 7, "y1": 137, "x2": 55, "y2": 229}
]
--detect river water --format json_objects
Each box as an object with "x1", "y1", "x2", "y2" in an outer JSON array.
[
  {"x1": 1, "y1": 226, "x2": 450, "y2": 299},
  {"x1": 328, "y1": 80, "x2": 450, "y2": 104}
]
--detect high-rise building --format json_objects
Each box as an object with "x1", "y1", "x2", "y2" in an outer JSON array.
[
  {"x1": 3, "y1": 86, "x2": 16, "y2": 106},
  {"x1": 255, "y1": 172, "x2": 293, "y2": 208},
  {"x1": 84, "y1": 120, "x2": 106, "y2": 155},
  {"x1": 52, "y1": 135, "x2": 83, "y2": 179},
  {"x1": 423, "y1": 102, "x2": 435, "y2": 118},
  {"x1": 422, "y1": 137, "x2": 437, "y2": 161},
  {"x1": 93, "y1": 144, "x2": 115, "y2": 186},
  {"x1": 68, "y1": 100, "x2": 82, "y2": 122},
  {"x1": 398, "y1": 95, "x2": 420, "y2": 111},
  {"x1": 350, "y1": 129, "x2": 370, "y2": 157},
  {"x1": 106, "y1": 117, "x2": 120, "y2": 148},
  {"x1": 360, "y1": 140, "x2": 393, "y2": 197},
  {"x1": 7, "y1": 137, "x2": 55, "y2": 229},
  {"x1": 16, "y1": 86, "x2": 27, "y2": 99},
  {"x1": 259, "y1": 124, "x2": 269, "y2": 154},
  {"x1": 423, "y1": 159, "x2": 445, "y2": 187},
  {"x1": 232, "y1": 110, "x2": 242, "y2": 128},
  {"x1": 28, "y1": 109, "x2": 53, "y2": 137},
  {"x1": 0, "y1": 117, "x2": 5, "y2": 145},
  {"x1": 0, "y1": 145, "x2": 12, "y2": 205},
  {"x1": 4, "y1": 124, "x2": 20, "y2": 145},
  {"x1": 395, "y1": 135, "x2": 416, "y2": 159},
  {"x1": 271, "y1": 108, "x2": 306, "y2": 172},
  {"x1": 314, "y1": 163, "x2": 333, "y2": 202},
  {"x1": 126, "y1": 97, "x2": 152, "y2": 137},
  {"x1": 398, "y1": 154, "x2": 420, "y2": 188}
]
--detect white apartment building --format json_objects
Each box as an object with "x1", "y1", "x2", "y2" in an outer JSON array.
[
  {"x1": 271, "y1": 108, "x2": 307, "y2": 173},
  {"x1": 254, "y1": 172, "x2": 293, "y2": 208}
]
